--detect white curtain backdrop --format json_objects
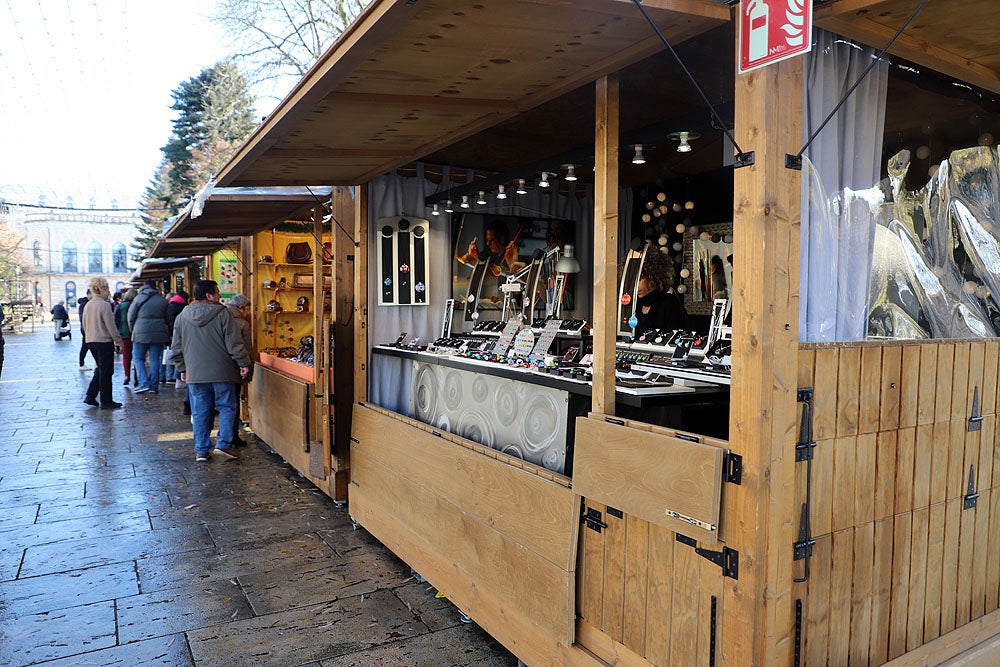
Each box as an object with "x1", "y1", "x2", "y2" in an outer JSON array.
[
  {"x1": 800, "y1": 29, "x2": 889, "y2": 342},
  {"x1": 366, "y1": 165, "x2": 632, "y2": 407}
]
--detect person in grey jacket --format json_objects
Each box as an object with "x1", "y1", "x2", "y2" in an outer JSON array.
[
  {"x1": 171, "y1": 280, "x2": 250, "y2": 462},
  {"x1": 128, "y1": 280, "x2": 170, "y2": 394},
  {"x1": 225, "y1": 294, "x2": 253, "y2": 447}
]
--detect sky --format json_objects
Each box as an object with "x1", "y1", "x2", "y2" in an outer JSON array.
[{"x1": 0, "y1": 0, "x2": 253, "y2": 210}]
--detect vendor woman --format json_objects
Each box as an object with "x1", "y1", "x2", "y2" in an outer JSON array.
[{"x1": 634, "y1": 246, "x2": 688, "y2": 337}]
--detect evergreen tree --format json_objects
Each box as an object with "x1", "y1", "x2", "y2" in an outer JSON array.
[{"x1": 134, "y1": 62, "x2": 257, "y2": 261}]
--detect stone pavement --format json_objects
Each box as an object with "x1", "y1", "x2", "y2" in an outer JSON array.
[{"x1": 0, "y1": 325, "x2": 518, "y2": 666}]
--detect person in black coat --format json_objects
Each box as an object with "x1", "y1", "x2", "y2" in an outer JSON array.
[
  {"x1": 77, "y1": 289, "x2": 95, "y2": 369},
  {"x1": 634, "y1": 246, "x2": 688, "y2": 338}
]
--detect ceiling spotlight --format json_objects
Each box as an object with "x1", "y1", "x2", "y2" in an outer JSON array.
[
  {"x1": 496, "y1": 184, "x2": 507, "y2": 200},
  {"x1": 431, "y1": 203, "x2": 440, "y2": 216},
  {"x1": 668, "y1": 130, "x2": 700, "y2": 153},
  {"x1": 515, "y1": 178, "x2": 527, "y2": 195},
  {"x1": 444, "y1": 199, "x2": 454, "y2": 213},
  {"x1": 476, "y1": 190, "x2": 487, "y2": 206},
  {"x1": 460, "y1": 195, "x2": 470, "y2": 209},
  {"x1": 539, "y1": 172, "x2": 551, "y2": 188},
  {"x1": 563, "y1": 164, "x2": 577, "y2": 181},
  {"x1": 632, "y1": 144, "x2": 646, "y2": 165}
]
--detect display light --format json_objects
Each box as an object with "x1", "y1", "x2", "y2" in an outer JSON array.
[
  {"x1": 563, "y1": 164, "x2": 577, "y2": 181},
  {"x1": 555, "y1": 244, "x2": 581, "y2": 274},
  {"x1": 460, "y1": 195, "x2": 470, "y2": 208},
  {"x1": 431, "y1": 203, "x2": 440, "y2": 216},
  {"x1": 632, "y1": 144, "x2": 646, "y2": 165},
  {"x1": 515, "y1": 179, "x2": 527, "y2": 195},
  {"x1": 444, "y1": 199, "x2": 454, "y2": 213},
  {"x1": 496, "y1": 184, "x2": 507, "y2": 200},
  {"x1": 668, "y1": 130, "x2": 700, "y2": 153},
  {"x1": 539, "y1": 172, "x2": 551, "y2": 188},
  {"x1": 477, "y1": 190, "x2": 487, "y2": 206}
]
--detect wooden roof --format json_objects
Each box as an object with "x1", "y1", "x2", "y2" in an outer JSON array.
[
  {"x1": 214, "y1": 0, "x2": 731, "y2": 188},
  {"x1": 148, "y1": 236, "x2": 240, "y2": 260},
  {"x1": 163, "y1": 187, "x2": 329, "y2": 240},
  {"x1": 132, "y1": 257, "x2": 200, "y2": 281},
  {"x1": 815, "y1": 0, "x2": 1000, "y2": 94}
]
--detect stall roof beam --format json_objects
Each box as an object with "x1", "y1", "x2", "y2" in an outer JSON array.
[
  {"x1": 815, "y1": 0, "x2": 1000, "y2": 94},
  {"x1": 214, "y1": 0, "x2": 730, "y2": 189}
]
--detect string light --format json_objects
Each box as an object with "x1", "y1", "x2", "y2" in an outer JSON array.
[
  {"x1": 515, "y1": 179, "x2": 527, "y2": 195},
  {"x1": 563, "y1": 164, "x2": 577, "y2": 181},
  {"x1": 444, "y1": 199, "x2": 454, "y2": 213},
  {"x1": 539, "y1": 172, "x2": 551, "y2": 188},
  {"x1": 496, "y1": 184, "x2": 507, "y2": 200},
  {"x1": 476, "y1": 190, "x2": 487, "y2": 205},
  {"x1": 632, "y1": 144, "x2": 646, "y2": 165},
  {"x1": 460, "y1": 195, "x2": 470, "y2": 208}
]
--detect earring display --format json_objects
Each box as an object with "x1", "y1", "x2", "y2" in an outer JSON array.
[{"x1": 377, "y1": 216, "x2": 430, "y2": 306}]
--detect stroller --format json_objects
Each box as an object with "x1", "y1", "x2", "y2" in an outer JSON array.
[{"x1": 54, "y1": 319, "x2": 71, "y2": 341}]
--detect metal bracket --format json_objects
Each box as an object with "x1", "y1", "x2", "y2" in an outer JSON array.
[
  {"x1": 794, "y1": 388, "x2": 816, "y2": 582},
  {"x1": 723, "y1": 451, "x2": 743, "y2": 485},
  {"x1": 794, "y1": 599, "x2": 803, "y2": 667},
  {"x1": 964, "y1": 465, "x2": 979, "y2": 510},
  {"x1": 786, "y1": 153, "x2": 803, "y2": 170},
  {"x1": 676, "y1": 534, "x2": 739, "y2": 580},
  {"x1": 582, "y1": 506, "x2": 608, "y2": 533},
  {"x1": 606, "y1": 506, "x2": 624, "y2": 519},
  {"x1": 969, "y1": 386, "x2": 983, "y2": 432},
  {"x1": 709, "y1": 595, "x2": 718, "y2": 667},
  {"x1": 734, "y1": 151, "x2": 755, "y2": 169}
]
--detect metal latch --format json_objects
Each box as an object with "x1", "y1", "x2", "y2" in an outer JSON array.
[
  {"x1": 582, "y1": 507, "x2": 608, "y2": 533},
  {"x1": 676, "y1": 534, "x2": 739, "y2": 580}
]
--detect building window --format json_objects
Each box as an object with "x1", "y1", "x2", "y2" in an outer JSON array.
[
  {"x1": 88, "y1": 241, "x2": 103, "y2": 273},
  {"x1": 32, "y1": 241, "x2": 43, "y2": 268},
  {"x1": 62, "y1": 241, "x2": 78, "y2": 272},
  {"x1": 65, "y1": 196, "x2": 74, "y2": 209},
  {"x1": 112, "y1": 243, "x2": 128, "y2": 273}
]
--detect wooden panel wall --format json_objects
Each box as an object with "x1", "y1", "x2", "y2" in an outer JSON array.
[
  {"x1": 794, "y1": 341, "x2": 1000, "y2": 666},
  {"x1": 349, "y1": 404, "x2": 600, "y2": 667}
]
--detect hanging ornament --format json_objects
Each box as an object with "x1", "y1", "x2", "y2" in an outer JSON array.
[
  {"x1": 672, "y1": 242, "x2": 682, "y2": 252},
  {"x1": 656, "y1": 192, "x2": 667, "y2": 202},
  {"x1": 675, "y1": 223, "x2": 686, "y2": 234},
  {"x1": 684, "y1": 201, "x2": 695, "y2": 210},
  {"x1": 672, "y1": 203, "x2": 682, "y2": 212},
  {"x1": 680, "y1": 267, "x2": 691, "y2": 278},
  {"x1": 676, "y1": 284, "x2": 687, "y2": 294}
]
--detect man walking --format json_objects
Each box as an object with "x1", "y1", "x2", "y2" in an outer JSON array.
[
  {"x1": 128, "y1": 280, "x2": 170, "y2": 393},
  {"x1": 170, "y1": 280, "x2": 249, "y2": 462},
  {"x1": 77, "y1": 288, "x2": 92, "y2": 369}
]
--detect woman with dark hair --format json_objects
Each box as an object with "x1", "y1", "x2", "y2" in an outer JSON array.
[{"x1": 634, "y1": 246, "x2": 688, "y2": 338}]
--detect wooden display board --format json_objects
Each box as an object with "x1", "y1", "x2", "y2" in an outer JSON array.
[{"x1": 249, "y1": 365, "x2": 310, "y2": 454}]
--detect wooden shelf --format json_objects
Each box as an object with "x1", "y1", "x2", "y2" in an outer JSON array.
[
  {"x1": 263, "y1": 310, "x2": 315, "y2": 315},
  {"x1": 258, "y1": 262, "x2": 314, "y2": 267}
]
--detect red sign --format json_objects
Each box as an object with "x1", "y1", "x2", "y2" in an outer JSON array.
[{"x1": 738, "y1": 0, "x2": 812, "y2": 74}]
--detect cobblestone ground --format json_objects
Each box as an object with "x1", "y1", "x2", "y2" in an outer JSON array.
[{"x1": 0, "y1": 324, "x2": 517, "y2": 666}]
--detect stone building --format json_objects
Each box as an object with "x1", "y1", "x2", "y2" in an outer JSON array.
[{"x1": 3, "y1": 196, "x2": 141, "y2": 311}]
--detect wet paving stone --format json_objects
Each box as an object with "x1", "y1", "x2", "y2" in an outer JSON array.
[
  {"x1": 37, "y1": 633, "x2": 194, "y2": 667},
  {"x1": 187, "y1": 588, "x2": 428, "y2": 667},
  {"x1": 0, "y1": 562, "x2": 138, "y2": 617},
  {"x1": 239, "y1": 543, "x2": 412, "y2": 615},
  {"x1": 0, "y1": 504, "x2": 38, "y2": 530},
  {"x1": 0, "y1": 328, "x2": 517, "y2": 666},
  {"x1": 319, "y1": 624, "x2": 518, "y2": 667},
  {"x1": 117, "y1": 580, "x2": 254, "y2": 643},
  {"x1": 36, "y1": 490, "x2": 171, "y2": 524},
  {"x1": 20, "y1": 525, "x2": 214, "y2": 578},
  {"x1": 0, "y1": 600, "x2": 117, "y2": 665},
  {"x1": 0, "y1": 510, "x2": 152, "y2": 554}
]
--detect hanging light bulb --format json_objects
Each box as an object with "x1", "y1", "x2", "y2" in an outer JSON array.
[
  {"x1": 476, "y1": 190, "x2": 487, "y2": 206},
  {"x1": 539, "y1": 172, "x2": 551, "y2": 188},
  {"x1": 460, "y1": 195, "x2": 470, "y2": 208},
  {"x1": 632, "y1": 144, "x2": 646, "y2": 165},
  {"x1": 668, "y1": 130, "x2": 700, "y2": 153},
  {"x1": 431, "y1": 203, "x2": 440, "y2": 216},
  {"x1": 563, "y1": 164, "x2": 577, "y2": 181},
  {"x1": 496, "y1": 184, "x2": 507, "y2": 200},
  {"x1": 444, "y1": 199, "x2": 454, "y2": 213},
  {"x1": 515, "y1": 179, "x2": 527, "y2": 195}
]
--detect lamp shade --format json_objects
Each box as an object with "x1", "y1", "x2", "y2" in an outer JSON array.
[{"x1": 555, "y1": 244, "x2": 581, "y2": 273}]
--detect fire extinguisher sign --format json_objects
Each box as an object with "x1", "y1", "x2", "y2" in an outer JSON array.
[{"x1": 738, "y1": 0, "x2": 812, "y2": 74}]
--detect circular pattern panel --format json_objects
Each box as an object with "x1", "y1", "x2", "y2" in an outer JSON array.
[{"x1": 413, "y1": 364, "x2": 438, "y2": 422}]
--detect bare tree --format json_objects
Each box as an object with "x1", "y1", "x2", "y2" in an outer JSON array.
[{"x1": 213, "y1": 0, "x2": 369, "y2": 91}]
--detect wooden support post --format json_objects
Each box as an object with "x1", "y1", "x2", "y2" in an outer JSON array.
[
  {"x1": 592, "y1": 74, "x2": 619, "y2": 415},
  {"x1": 723, "y1": 58, "x2": 802, "y2": 665},
  {"x1": 354, "y1": 183, "x2": 369, "y2": 404},
  {"x1": 313, "y1": 204, "x2": 324, "y2": 389}
]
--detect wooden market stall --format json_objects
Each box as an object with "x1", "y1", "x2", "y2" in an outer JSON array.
[
  {"x1": 203, "y1": 0, "x2": 1000, "y2": 665},
  {"x1": 155, "y1": 186, "x2": 356, "y2": 501}
]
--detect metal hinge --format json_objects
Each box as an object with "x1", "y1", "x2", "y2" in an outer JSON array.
[
  {"x1": 723, "y1": 451, "x2": 742, "y2": 484},
  {"x1": 582, "y1": 506, "x2": 608, "y2": 533},
  {"x1": 709, "y1": 595, "x2": 718, "y2": 667},
  {"x1": 969, "y1": 386, "x2": 983, "y2": 432},
  {"x1": 676, "y1": 534, "x2": 739, "y2": 580},
  {"x1": 965, "y1": 465, "x2": 979, "y2": 510}
]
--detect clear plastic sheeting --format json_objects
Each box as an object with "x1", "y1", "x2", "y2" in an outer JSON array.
[
  {"x1": 868, "y1": 147, "x2": 1000, "y2": 339},
  {"x1": 800, "y1": 155, "x2": 881, "y2": 342}
]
